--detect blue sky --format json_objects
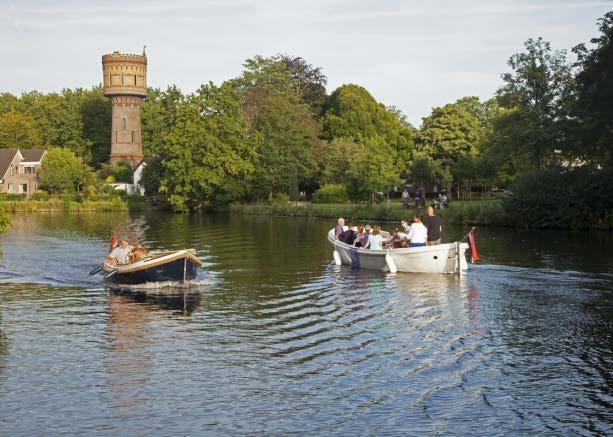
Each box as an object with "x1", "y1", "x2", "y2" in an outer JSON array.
[{"x1": 2, "y1": 0, "x2": 611, "y2": 125}]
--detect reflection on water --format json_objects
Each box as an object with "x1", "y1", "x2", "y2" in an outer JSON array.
[{"x1": 0, "y1": 212, "x2": 611, "y2": 435}]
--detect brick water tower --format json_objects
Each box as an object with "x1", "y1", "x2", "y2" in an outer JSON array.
[{"x1": 102, "y1": 50, "x2": 147, "y2": 168}]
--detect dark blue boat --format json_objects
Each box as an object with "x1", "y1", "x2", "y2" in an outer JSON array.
[{"x1": 103, "y1": 249, "x2": 203, "y2": 285}]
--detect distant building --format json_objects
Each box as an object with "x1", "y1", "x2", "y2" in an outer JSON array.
[
  {"x1": 0, "y1": 149, "x2": 46, "y2": 195},
  {"x1": 101, "y1": 50, "x2": 147, "y2": 170}
]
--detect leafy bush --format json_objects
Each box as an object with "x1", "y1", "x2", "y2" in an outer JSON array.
[
  {"x1": 504, "y1": 168, "x2": 613, "y2": 229},
  {"x1": 271, "y1": 193, "x2": 290, "y2": 203},
  {"x1": 30, "y1": 191, "x2": 50, "y2": 201},
  {"x1": 313, "y1": 184, "x2": 349, "y2": 203}
]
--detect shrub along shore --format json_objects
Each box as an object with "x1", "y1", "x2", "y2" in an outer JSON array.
[
  {"x1": 229, "y1": 201, "x2": 507, "y2": 226},
  {"x1": 0, "y1": 194, "x2": 134, "y2": 212}
]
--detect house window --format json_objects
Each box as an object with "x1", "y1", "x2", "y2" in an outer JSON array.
[
  {"x1": 7, "y1": 183, "x2": 12, "y2": 193},
  {"x1": 131, "y1": 131, "x2": 135, "y2": 142},
  {"x1": 22, "y1": 183, "x2": 27, "y2": 194},
  {"x1": 122, "y1": 117, "x2": 127, "y2": 130}
]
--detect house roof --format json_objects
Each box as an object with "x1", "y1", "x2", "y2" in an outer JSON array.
[
  {"x1": 20, "y1": 149, "x2": 45, "y2": 162},
  {"x1": 0, "y1": 149, "x2": 19, "y2": 180}
]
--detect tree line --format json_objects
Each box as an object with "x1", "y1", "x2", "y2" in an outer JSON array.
[{"x1": 0, "y1": 12, "x2": 611, "y2": 226}]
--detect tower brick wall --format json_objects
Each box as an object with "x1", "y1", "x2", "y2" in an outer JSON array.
[{"x1": 102, "y1": 51, "x2": 147, "y2": 168}]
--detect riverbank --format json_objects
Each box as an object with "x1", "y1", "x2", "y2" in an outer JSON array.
[
  {"x1": 0, "y1": 196, "x2": 128, "y2": 212},
  {"x1": 229, "y1": 201, "x2": 506, "y2": 226}
]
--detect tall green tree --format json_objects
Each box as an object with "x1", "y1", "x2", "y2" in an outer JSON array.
[
  {"x1": 346, "y1": 136, "x2": 401, "y2": 202},
  {"x1": 79, "y1": 87, "x2": 112, "y2": 166},
  {"x1": 159, "y1": 82, "x2": 259, "y2": 211},
  {"x1": 571, "y1": 11, "x2": 613, "y2": 169},
  {"x1": 0, "y1": 111, "x2": 43, "y2": 149},
  {"x1": 495, "y1": 38, "x2": 573, "y2": 173},
  {"x1": 278, "y1": 54, "x2": 328, "y2": 114},
  {"x1": 19, "y1": 90, "x2": 92, "y2": 161},
  {"x1": 141, "y1": 85, "x2": 184, "y2": 158},
  {"x1": 232, "y1": 56, "x2": 322, "y2": 199},
  {"x1": 416, "y1": 97, "x2": 485, "y2": 169},
  {"x1": 322, "y1": 84, "x2": 414, "y2": 175},
  {"x1": 39, "y1": 148, "x2": 93, "y2": 194}
]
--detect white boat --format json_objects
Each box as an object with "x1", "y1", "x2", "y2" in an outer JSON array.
[{"x1": 328, "y1": 229, "x2": 469, "y2": 274}]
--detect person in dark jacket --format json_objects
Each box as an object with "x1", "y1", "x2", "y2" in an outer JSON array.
[
  {"x1": 339, "y1": 223, "x2": 357, "y2": 245},
  {"x1": 422, "y1": 206, "x2": 443, "y2": 245}
]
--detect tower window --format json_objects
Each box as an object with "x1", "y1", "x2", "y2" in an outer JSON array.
[
  {"x1": 122, "y1": 117, "x2": 127, "y2": 130},
  {"x1": 131, "y1": 131, "x2": 135, "y2": 142},
  {"x1": 115, "y1": 131, "x2": 118, "y2": 142}
]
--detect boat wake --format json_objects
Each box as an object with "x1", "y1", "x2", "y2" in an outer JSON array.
[{"x1": 104, "y1": 279, "x2": 210, "y2": 295}]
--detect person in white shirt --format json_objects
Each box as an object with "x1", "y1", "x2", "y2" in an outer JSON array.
[
  {"x1": 407, "y1": 215, "x2": 428, "y2": 248},
  {"x1": 107, "y1": 240, "x2": 135, "y2": 264}
]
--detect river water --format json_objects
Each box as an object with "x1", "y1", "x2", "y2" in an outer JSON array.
[{"x1": 0, "y1": 212, "x2": 611, "y2": 435}]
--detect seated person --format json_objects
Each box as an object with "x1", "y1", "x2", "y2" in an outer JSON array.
[
  {"x1": 365, "y1": 226, "x2": 383, "y2": 250},
  {"x1": 106, "y1": 240, "x2": 135, "y2": 265},
  {"x1": 339, "y1": 223, "x2": 357, "y2": 245},
  {"x1": 353, "y1": 225, "x2": 365, "y2": 247},
  {"x1": 390, "y1": 228, "x2": 404, "y2": 248}
]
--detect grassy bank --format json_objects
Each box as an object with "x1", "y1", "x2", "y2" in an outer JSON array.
[
  {"x1": 229, "y1": 200, "x2": 506, "y2": 226},
  {"x1": 0, "y1": 196, "x2": 128, "y2": 212}
]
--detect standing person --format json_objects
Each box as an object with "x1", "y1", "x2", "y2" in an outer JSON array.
[
  {"x1": 422, "y1": 206, "x2": 443, "y2": 245},
  {"x1": 407, "y1": 215, "x2": 428, "y2": 248},
  {"x1": 401, "y1": 189, "x2": 409, "y2": 209},
  {"x1": 340, "y1": 223, "x2": 357, "y2": 245},
  {"x1": 335, "y1": 218, "x2": 345, "y2": 240}
]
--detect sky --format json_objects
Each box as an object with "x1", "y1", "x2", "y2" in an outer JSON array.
[{"x1": 1, "y1": 0, "x2": 611, "y2": 126}]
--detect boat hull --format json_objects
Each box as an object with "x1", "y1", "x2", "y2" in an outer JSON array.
[
  {"x1": 103, "y1": 249, "x2": 202, "y2": 284},
  {"x1": 329, "y1": 229, "x2": 468, "y2": 273}
]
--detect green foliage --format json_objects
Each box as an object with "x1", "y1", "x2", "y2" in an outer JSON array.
[
  {"x1": 141, "y1": 85, "x2": 184, "y2": 158},
  {"x1": 0, "y1": 211, "x2": 9, "y2": 234},
  {"x1": 80, "y1": 87, "x2": 112, "y2": 166},
  {"x1": 113, "y1": 162, "x2": 133, "y2": 183},
  {"x1": 494, "y1": 38, "x2": 573, "y2": 173},
  {"x1": 251, "y1": 92, "x2": 319, "y2": 200},
  {"x1": 140, "y1": 158, "x2": 163, "y2": 196},
  {"x1": 278, "y1": 54, "x2": 328, "y2": 113},
  {"x1": 504, "y1": 168, "x2": 613, "y2": 229},
  {"x1": 410, "y1": 159, "x2": 433, "y2": 188},
  {"x1": 571, "y1": 12, "x2": 613, "y2": 169},
  {"x1": 313, "y1": 183, "x2": 349, "y2": 203},
  {"x1": 346, "y1": 137, "x2": 402, "y2": 202},
  {"x1": 159, "y1": 82, "x2": 258, "y2": 211},
  {"x1": 416, "y1": 97, "x2": 484, "y2": 168},
  {"x1": 231, "y1": 56, "x2": 322, "y2": 200},
  {"x1": 39, "y1": 148, "x2": 95, "y2": 194},
  {"x1": 322, "y1": 84, "x2": 414, "y2": 174},
  {"x1": 319, "y1": 138, "x2": 356, "y2": 185},
  {"x1": 0, "y1": 111, "x2": 43, "y2": 149},
  {"x1": 230, "y1": 200, "x2": 505, "y2": 225}
]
